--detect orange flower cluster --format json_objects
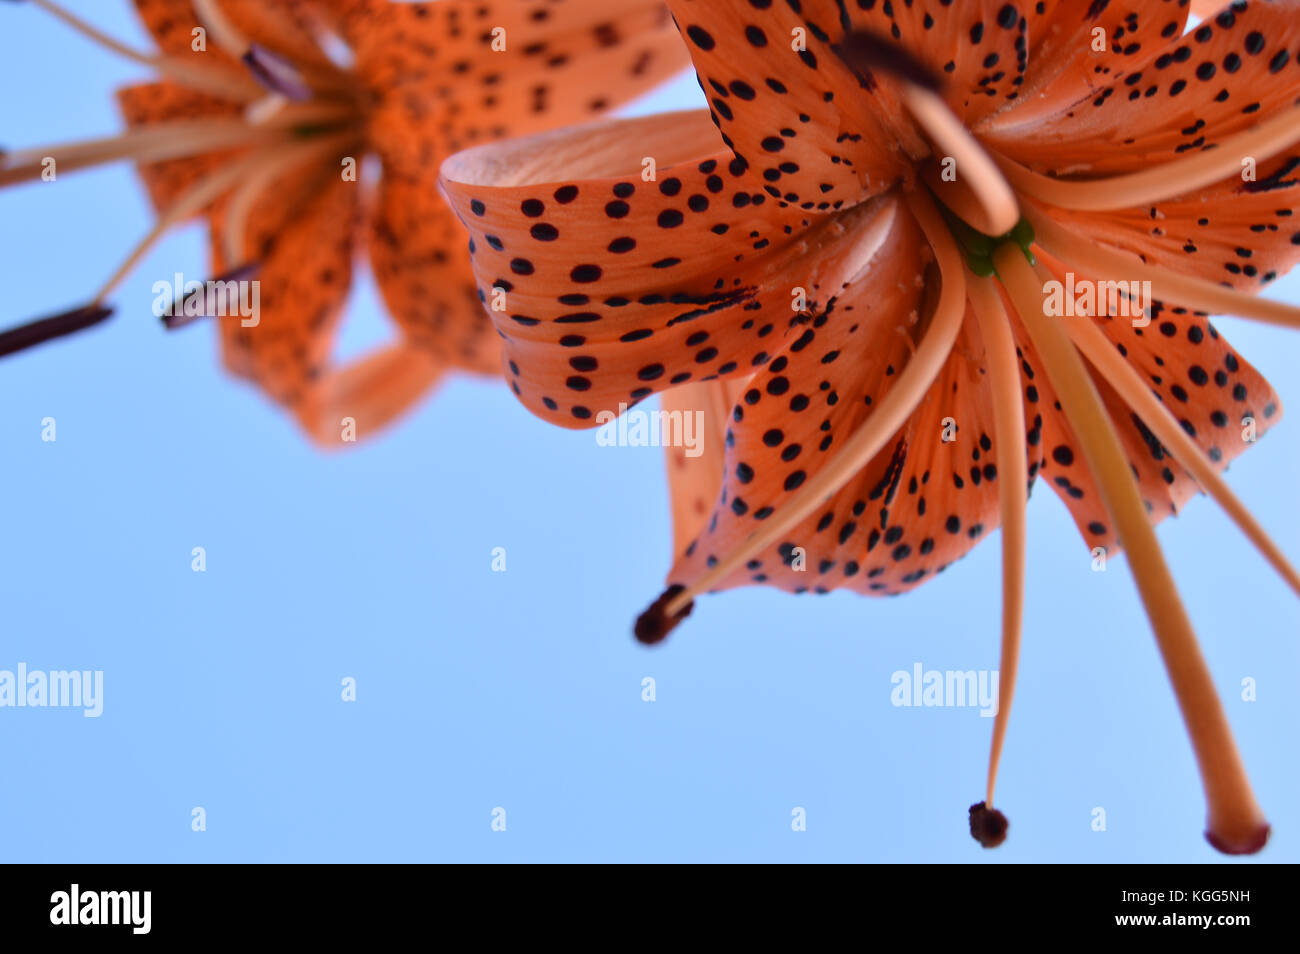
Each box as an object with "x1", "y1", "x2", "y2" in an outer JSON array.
[{"x1": 6, "y1": 0, "x2": 1300, "y2": 854}]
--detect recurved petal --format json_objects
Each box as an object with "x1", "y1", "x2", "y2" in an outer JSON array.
[
  {"x1": 661, "y1": 0, "x2": 1124, "y2": 211},
  {"x1": 660, "y1": 378, "x2": 751, "y2": 561},
  {"x1": 132, "y1": 0, "x2": 336, "y2": 71},
  {"x1": 988, "y1": 0, "x2": 1300, "y2": 175},
  {"x1": 292, "y1": 342, "x2": 444, "y2": 447},
  {"x1": 666, "y1": 0, "x2": 913, "y2": 212},
  {"x1": 1029, "y1": 169, "x2": 1300, "y2": 294},
  {"x1": 1007, "y1": 251, "x2": 1282, "y2": 556},
  {"x1": 979, "y1": 0, "x2": 1192, "y2": 135},
  {"x1": 664, "y1": 202, "x2": 1005, "y2": 598},
  {"x1": 353, "y1": 0, "x2": 690, "y2": 177},
  {"x1": 132, "y1": 0, "x2": 226, "y2": 58},
  {"x1": 440, "y1": 110, "x2": 897, "y2": 429},
  {"x1": 208, "y1": 163, "x2": 360, "y2": 408},
  {"x1": 835, "y1": 0, "x2": 1043, "y2": 127},
  {"x1": 369, "y1": 169, "x2": 502, "y2": 376}
]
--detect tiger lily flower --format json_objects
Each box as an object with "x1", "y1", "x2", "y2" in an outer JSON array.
[
  {"x1": 441, "y1": 0, "x2": 1300, "y2": 853},
  {"x1": 0, "y1": 0, "x2": 687, "y2": 443}
]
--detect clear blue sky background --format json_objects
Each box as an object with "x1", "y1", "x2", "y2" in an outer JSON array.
[{"x1": 2, "y1": 3, "x2": 1297, "y2": 863}]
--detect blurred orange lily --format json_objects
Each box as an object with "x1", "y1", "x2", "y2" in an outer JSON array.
[
  {"x1": 441, "y1": 0, "x2": 1300, "y2": 852},
  {"x1": 0, "y1": 0, "x2": 687, "y2": 443}
]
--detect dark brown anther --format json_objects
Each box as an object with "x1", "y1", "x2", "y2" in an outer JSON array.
[
  {"x1": 0, "y1": 303, "x2": 113, "y2": 358},
  {"x1": 1205, "y1": 823, "x2": 1270, "y2": 856},
  {"x1": 242, "y1": 44, "x2": 312, "y2": 102},
  {"x1": 634, "y1": 584, "x2": 693, "y2": 646},
  {"x1": 969, "y1": 801, "x2": 1009, "y2": 848},
  {"x1": 161, "y1": 263, "x2": 261, "y2": 329},
  {"x1": 836, "y1": 29, "x2": 944, "y2": 92}
]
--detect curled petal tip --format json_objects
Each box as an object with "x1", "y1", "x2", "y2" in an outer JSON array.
[
  {"x1": 0, "y1": 303, "x2": 113, "y2": 358},
  {"x1": 634, "y1": 585, "x2": 693, "y2": 646},
  {"x1": 1205, "y1": 823, "x2": 1270, "y2": 856},
  {"x1": 968, "y1": 801, "x2": 1009, "y2": 849}
]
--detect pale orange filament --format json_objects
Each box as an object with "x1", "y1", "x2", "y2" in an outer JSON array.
[
  {"x1": 663, "y1": 192, "x2": 966, "y2": 617},
  {"x1": 996, "y1": 102, "x2": 1300, "y2": 212},
  {"x1": 998, "y1": 246, "x2": 1269, "y2": 854},
  {"x1": 90, "y1": 148, "x2": 278, "y2": 305},
  {"x1": 191, "y1": 0, "x2": 353, "y2": 96},
  {"x1": 192, "y1": 0, "x2": 252, "y2": 59},
  {"x1": 26, "y1": 0, "x2": 260, "y2": 100},
  {"x1": 0, "y1": 108, "x2": 352, "y2": 188},
  {"x1": 221, "y1": 131, "x2": 361, "y2": 264},
  {"x1": 967, "y1": 277, "x2": 1027, "y2": 811},
  {"x1": 1027, "y1": 207, "x2": 1300, "y2": 330},
  {"x1": 904, "y1": 85, "x2": 1020, "y2": 236},
  {"x1": 1063, "y1": 313, "x2": 1300, "y2": 599}
]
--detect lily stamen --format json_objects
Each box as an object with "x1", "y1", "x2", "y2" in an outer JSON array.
[
  {"x1": 967, "y1": 277, "x2": 1027, "y2": 817},
  {"x1": 219, "y1": 131, "x2": 360, "y2": 264},
  {"x1": 0, "y1": 304, "x2": 113, "y2": 358},
  {"x1": 93, "y1": 130, "x2": 357, "y2": 306},
  {"x1": 89, "y1": 148, "x2": 278, "y2": 307},
  {"x1": 999, "y1": 245, "x2": 1270, "y2": 855},
  {"x1": 1063, "y1": 313, "x2": 1300, "y2": 598},
  {"x1": 996, "y1": 101, "x2": 1300, "y2": 212},
  {"x1": 1, "y1": 147, "x2": 274, "y2": 355},
  {"x1": 2, "y1": 122, "x2": 282, "y2": 189},
  {"x1": 191, "y1": 0, "x2": 347, "y2": 100},
  {"x1": 20, "y1": 0, "x2": 261, "y2": 100},
  {"x1": 1027, "y1": 207, "x2": 1300, "y2": 331},
  {"x1": 0, "y1": 97, "x2": 357, "y2": 189},
  {"x1": 161, "y1": 263, "x2": 260, "y2": 330}
]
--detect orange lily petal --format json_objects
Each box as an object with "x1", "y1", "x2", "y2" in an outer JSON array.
[
  {"x1": 982, "y1": 0, "x2": 1192, "y2": 134},
  {"x1": 131, "y1": 0, "x2": 336, "y2": 71},
  {"x1": 666, "y1": 0, "x2": 913, "y2": 210},
  {"x1": 441, "y1": 110, "x2": 871, "y2": 428},
  {"x1": 209, "y1": 164, "x2": 360, "y2": 407},
  {"x1": 660, "y1": 378, "x2": 751, "y2": 560},
  {"x1": 354, "y1": 0, "x2": 690, "y2": 174},
  {"x1": 293, "y1": 342, "x2": 443, "y2": 446},
  {"x1": 1030, "y1": 174, "x2": 1300, "y2": 294},
  {"x1": 989, "y1": 0, "x2": 1300, "y2": 175},
  {"x1": 370, "y1": 169, "x2": 501, "y2": 376},
  {"x1": 662, "y1": 202, "x2": 996, "y2": 596}
]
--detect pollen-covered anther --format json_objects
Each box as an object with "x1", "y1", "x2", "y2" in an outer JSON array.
[
  {"x1": 968, "y1": 802, "x2": 1009, "y2": 849},
  {"x1": 634, "y1": 585, "x2": 694, "y2": 646}
]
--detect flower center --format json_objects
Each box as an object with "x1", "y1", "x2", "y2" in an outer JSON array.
[{"x1": 0, "y1": 0, "x2": 369, "y2": 355}]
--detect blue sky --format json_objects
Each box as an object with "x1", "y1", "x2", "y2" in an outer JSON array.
[{"x1": 1, "y1": 2, "x2": 1297, "y2": 863}]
